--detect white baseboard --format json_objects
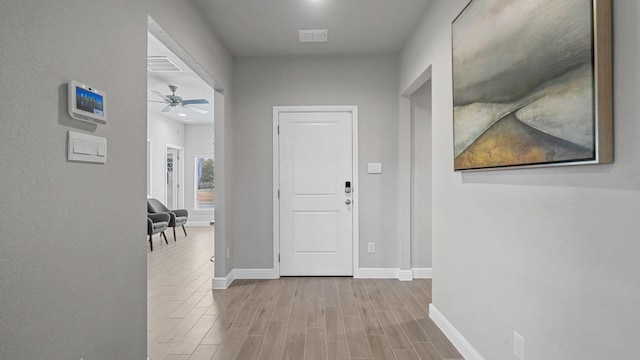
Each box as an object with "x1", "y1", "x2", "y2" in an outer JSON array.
[
  {"x1": 398, "y1": 270, "x2": 413, "y2": 281},
  {"x1": 429, "y1": 304, "x2": 485, "y2": 360},
  {"x1": 212, "y1": 269, "x2": 278, "y2": 289},
  {"x1": 213, "y1": 267, "x2": 432, "y2": 288},
  {"x1": 356, "y1": 268, "x2": 432, "y2": 280},
  {"x1": 356, "y1": 268, "x2": 399, "y2": 279},
  {"x1": 212, "y1": 270, "x2": 235, "y2": 289},
  {"x1": 412, "y1": 268, "x2": 432, "y2": 279},
  {"x1": 234, "y1": 268, "x2": 279, "y2": 279},
  {"x1": 186, "y1": 221, "x2": 214, "y2": 227}
]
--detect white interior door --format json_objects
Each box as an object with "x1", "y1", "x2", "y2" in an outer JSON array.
[
  {"x1": 166, "y1": 147, "x2": 180, "y2": 209},
  {"x1": 278, "y1": 110, "x2": 354, "y2": 276}
]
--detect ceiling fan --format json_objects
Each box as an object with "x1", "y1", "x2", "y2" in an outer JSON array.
[{"x1": 148, "y1": 85, "x2": 209, "y2": 114}]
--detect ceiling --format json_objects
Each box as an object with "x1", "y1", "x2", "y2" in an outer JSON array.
[
  {"x1": 147, "y1": 32, "x2": 214, "y2": 125},
  {"x1": 192, "y1": 0, "x2": 433, "y2": 57},
  {"x1": 147, "y1": 1, "x2": 432, "y2": 123}
]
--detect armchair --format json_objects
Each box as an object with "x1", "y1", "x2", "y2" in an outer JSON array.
[
  {"x1": 147, "y1": 198, "x2": 189, "y2": 241},
  {"x1": 147, "y1": 212, "x2": 170, "y2": 251}
]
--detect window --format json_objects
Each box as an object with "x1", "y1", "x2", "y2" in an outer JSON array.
[{"x1": 194, "y1": 156, "x2": 214, "y2": 209}]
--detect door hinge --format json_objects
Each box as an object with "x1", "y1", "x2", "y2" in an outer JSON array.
[
  {"x1": 278, "y1": 253, "x2": 280, "y2": 263},
  {"x1": 277, "y1": 125, "x2": 280, "y2": 135},
  {"x1": 277, "y1": 189, "x2": 280, "y2": 199}
]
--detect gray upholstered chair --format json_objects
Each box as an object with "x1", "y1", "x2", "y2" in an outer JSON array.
[
  {"x1": 147, "y1": 213, "x2": 170, "y2": 251},
  {"x1": 147, "y1": 198, "x2": 189, "y2": 241}
]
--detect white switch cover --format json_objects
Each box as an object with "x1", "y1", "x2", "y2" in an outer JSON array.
[
  {"x1": 367, "y1": 163, "x2": 383, "y2": 174},
  {"x1": 97, "y1": 143, "x2": 106, "y2": 157},
  {"x1": 68, "y1": 131, "x2": 107, "y2": 163}
]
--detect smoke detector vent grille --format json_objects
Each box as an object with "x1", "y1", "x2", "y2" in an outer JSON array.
[
  {"x1": 299, "y1": 29, "x2": 328, "y2": 43},
  {"x1": 147, "y1": 56, "x2": 183, "y2": 72}
]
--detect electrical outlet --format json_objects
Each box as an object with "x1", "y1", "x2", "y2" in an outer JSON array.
[
  {"x1": 367, "y1": 242, "x2": 375, "y2": 254},
  {"x1": 513, "y1": 331, "x2": 525, "y2": 360},
  {"x1": 226, "y1": 246, "x2": 231, "y2": 259}
]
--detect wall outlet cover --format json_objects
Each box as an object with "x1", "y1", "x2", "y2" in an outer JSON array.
[
  {"x1": 513, "y1": 330, "x2": 525, "y2": 360},
  {"x1": 367, "y1": 242, "x2": 375, "y2": 253}
]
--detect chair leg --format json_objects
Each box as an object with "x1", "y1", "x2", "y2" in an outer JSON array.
[
  {"x1": 173, "y1": 227, "x2": 177, "y2": 242},
  {"x1": 182, "y1": 225, "x2": 188, "y2": 237},
  {"x1": 149, "y1": 235, "x2": 153, "y2": 251},
  {"x1": 162, "y1": 232, "x2": 168, "y2": 244}
]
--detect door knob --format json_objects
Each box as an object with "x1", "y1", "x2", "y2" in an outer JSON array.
[{"x1": 345, "y1": 199, "x2": 352, "y2": 205}]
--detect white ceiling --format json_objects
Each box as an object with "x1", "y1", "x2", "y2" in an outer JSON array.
[
  {"x1": 147, "y1": 32, "x2": 214, "y2": 125},
  {"x1": 192, "y1": 0, "x2": 433, "y2": 57}
]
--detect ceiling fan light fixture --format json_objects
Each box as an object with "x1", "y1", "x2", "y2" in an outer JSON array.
[{"x1": 148, "y1": 85, "x2": 210, "y2": 115}]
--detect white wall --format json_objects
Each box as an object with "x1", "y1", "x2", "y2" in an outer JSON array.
[
  {"x1": 232, "y1": 55, "x2": 400, "y2": 269},
  {"x1": 0, "y1": 1, "x2": 148, "y2": 359},
  {"x1": 147, "y1": 115, "x2": 185, "y2": 204},
  {"x1": 401, "y1": 1, "x2": 640, "y2": 359},
  {"x1": 184, "y1": 124, "x2": 215, "y2": 225}
]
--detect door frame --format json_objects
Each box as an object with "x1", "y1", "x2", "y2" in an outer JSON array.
[
  {"x1": 165, "y1": 143, "x2": 185, "y2": 209},
  {"x1": 147, "y1": 139, "x2": 153, "y2": 198},
  {"x1": 272, "y1": 105, "x2": 359, "y2": 277}
]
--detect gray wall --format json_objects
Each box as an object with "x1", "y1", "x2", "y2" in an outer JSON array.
[
  {"x1": 0, "y1": 1, "x2": 235, "y2": 359},
  {"x1": 0, "y1": 1, "x2": 148, "y2": 359},
  {"x1": 232, "y1": 55, "x2": 400, "y2": 269},
  {"x1": 401, "y1": 1, "x2": 640, "y2": 359}
]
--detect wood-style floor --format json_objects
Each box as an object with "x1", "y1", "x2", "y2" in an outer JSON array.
[{"x1": 147, "y1": 227, "x2": 463, "y2": 360}]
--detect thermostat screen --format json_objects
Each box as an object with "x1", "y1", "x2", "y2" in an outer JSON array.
[{"x1": 76, "y1": 87, "x2": 104, "y2": 116}]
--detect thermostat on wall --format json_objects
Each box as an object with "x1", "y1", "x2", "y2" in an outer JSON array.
[{"x1": 68, "y1": 80, "x2": 107, "y2": 124}]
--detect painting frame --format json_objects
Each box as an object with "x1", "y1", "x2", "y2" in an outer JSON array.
[{"x1": 451, "y1": 0, "x2": 612, "y2": 171}]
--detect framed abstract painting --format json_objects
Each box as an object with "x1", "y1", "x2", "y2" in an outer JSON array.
[{"x1": 452, "y1": 0, "x2": 613, "y2": 171}]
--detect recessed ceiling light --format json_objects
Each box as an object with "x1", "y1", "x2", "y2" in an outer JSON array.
[
  {"x1": 178, "y1": 113, "x2": 187, "y2": 117},
  {"x1": 299, "y1": 29, "x2": 328, "y2": 43}
]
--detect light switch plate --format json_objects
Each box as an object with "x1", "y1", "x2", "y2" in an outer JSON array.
[
  {"x1": 367, "y1": 163, "x2": 383, "y2": 174},
  {"x1": 67, "y1": 131, "x2": 107, "y2": 163}
]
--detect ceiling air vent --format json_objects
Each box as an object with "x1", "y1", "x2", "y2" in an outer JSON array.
[
  {"x1": 299, "y1": 29, "x2": 328, "y2": 43},
  {"x1": 147, "y1": 56, "x2": 183, "y2": 73}
]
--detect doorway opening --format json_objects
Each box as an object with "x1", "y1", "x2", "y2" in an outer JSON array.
[
  {"x1": 146, "y1": 15, "x2": 224, "y2": 356},
  {"x1": 165, "y1": 144, "x2": 184, "y2": 210},
  {"x1": 408, "y1": 73, "x2": 433, "y2": 276}
]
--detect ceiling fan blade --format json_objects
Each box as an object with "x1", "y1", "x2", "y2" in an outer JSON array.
[
  {"x1": 147, "y1": 100, "x2": 166, "y2": 103},
  {"x1": 183, "y1": 104, "x2": 209, "y2": 114},
  {"x1": 161, "y1": 105, "x2": 172, "y2": 112},
  {"x1": 150, "y1": 90, "x2": 167, "y2": 100},
  {"x1": 182, "y1": 99, "x2": 210, "y2": 105}
]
